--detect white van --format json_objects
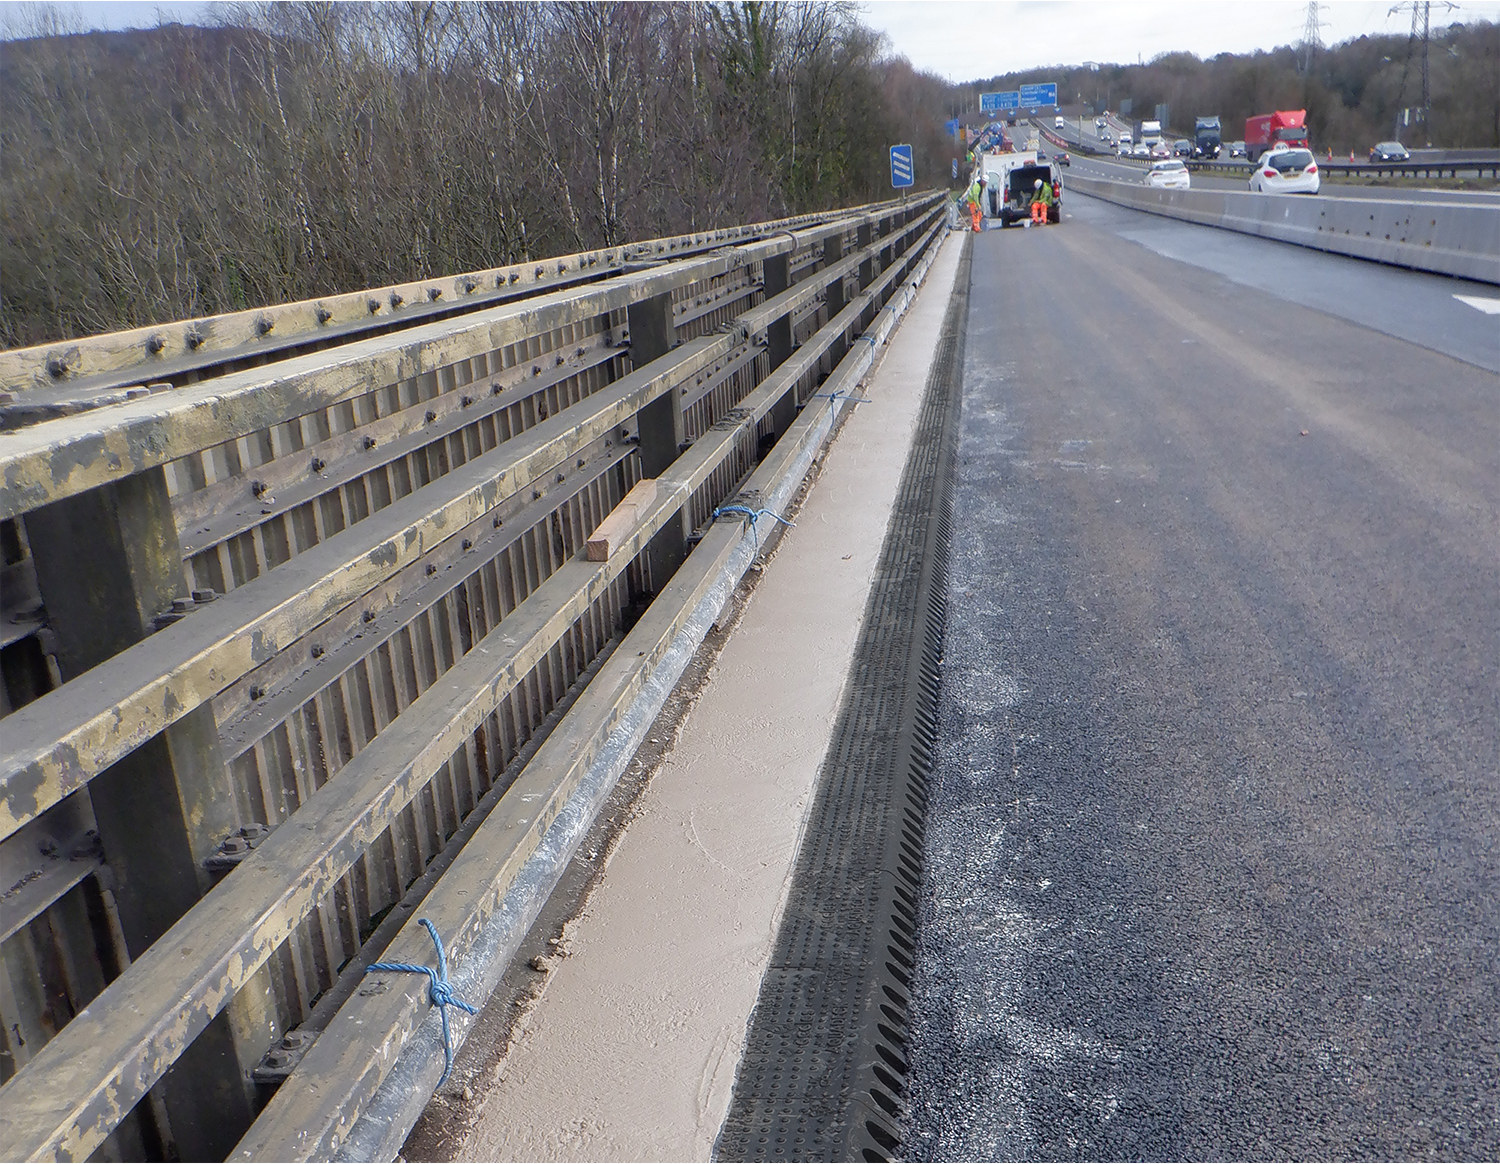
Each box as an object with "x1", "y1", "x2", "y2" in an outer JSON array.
[{"x1": 1054, "y1": 116, "x2": 1066, "y2": 129}]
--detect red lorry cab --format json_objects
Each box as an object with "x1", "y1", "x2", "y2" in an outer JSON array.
[{"x1": 1245, "y1": 110, "x2": 1308, "y2": 163}]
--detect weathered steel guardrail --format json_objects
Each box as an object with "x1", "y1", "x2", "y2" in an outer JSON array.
[
  {"x1": 0, "y1": 191, "x2": 946, "y2": 1162},
  {"x1": 1188, "y1": 154, "x2": 1500, "y2": 180}
]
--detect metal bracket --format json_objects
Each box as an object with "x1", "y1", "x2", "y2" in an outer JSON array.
[
  {"x1": 251, "y1": 1029, "x2": 320, "y2": 1085},
  {"x1": 203, "y1": 823, "x2": 272, "y2": 872}
]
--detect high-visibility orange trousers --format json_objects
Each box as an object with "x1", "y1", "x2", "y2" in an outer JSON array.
[
  {"x1": 969, "y1": 203, "x2": 982, "y2": 231},
  {"x1": 1031, "y1": 201, "x2": 1047, "y2": 224}
]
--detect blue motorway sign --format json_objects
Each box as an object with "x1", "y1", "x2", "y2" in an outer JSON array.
[
  {"x1": 1019, "y1": 82, "x2": 1058, "y2": 108},
  {"x1": 945, "y1": 118, "x2": 961, "y2": 137},
  {"x1": 890, "y1": 143, "x2": 914, "y2": 188},
  {"x1": 980, "y1": 91, "x2": 1020, "y2": 113}
]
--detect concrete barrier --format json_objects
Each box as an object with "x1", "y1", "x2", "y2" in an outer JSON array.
[{"x1": 1066, "y1": 173, "x2": 1500, "y2": 284}]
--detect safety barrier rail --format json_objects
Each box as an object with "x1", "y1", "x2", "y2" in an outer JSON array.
[
  {"x1": 1065, "y1": 173, "x2": 1499, "y2": 284},
  {"x1": 1189, "y1": 156, "x2": 1500, "y2": 180},
  {"x1": 0, "y1": 191, "x2": 947, "y2": 1162}
]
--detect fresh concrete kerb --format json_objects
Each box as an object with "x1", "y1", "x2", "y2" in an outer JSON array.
[{"x1": 445, "y1": 234, "x2": 967, "y2": 1163}]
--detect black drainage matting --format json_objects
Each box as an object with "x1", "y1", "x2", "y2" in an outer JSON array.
[{"x1": 715, "y1": 236, "x2": 971, "y2": 1163}]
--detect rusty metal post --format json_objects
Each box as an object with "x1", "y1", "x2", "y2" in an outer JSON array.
[
  {"x1": 824, "y1": 232, "x2": 848, "y2": 369},
  {"x1": 627, "y1": 292, "x2": 687, "y2": 586},
  {"x1": 24, "y1": 469, "x2": 263, "y2": 1160},
  {"x1": 879, "y1": 216, "x2": 896, "y2": 305},
  {"x1": 856, "y1": 222, "x2": 875, "y2": 330},
  {"x1": 762, "y1": 253, "x2": 793, "y2": 373},
  {"x1": 762, "y1": 252, "x2": 798, "y2": 441}
]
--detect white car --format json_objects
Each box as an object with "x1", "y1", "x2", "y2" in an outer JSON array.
[
  {"x1": 1145, "y1": 159, "x2": 1191, "y2": 189},
  {"x1": 1248, "y1": 146, "x2": 1321, "y2": 194},
  {"x1": 1132, "y1": 143, "x2": 1150, "y2": 158}
]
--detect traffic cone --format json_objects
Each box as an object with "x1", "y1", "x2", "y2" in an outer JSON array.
[{"x1": 1349, "y1": 149, "x2": 1355, "y2": 161}]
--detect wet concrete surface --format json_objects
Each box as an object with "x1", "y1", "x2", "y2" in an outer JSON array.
[{"x1": 906, "y1": 202, "x2": 1499, "y2": 1160}]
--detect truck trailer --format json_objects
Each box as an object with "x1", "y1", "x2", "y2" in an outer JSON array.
[{"x1": 1245, "y1": 110, "x2": 1308, "y2": 163}]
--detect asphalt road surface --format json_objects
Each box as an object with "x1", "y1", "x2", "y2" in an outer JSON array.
[
  {"x1": 1068, "y1": 153, "x2": 1500, "y2": 205},
  {"x1": 905, "y1": 196, "x2": 1500, "y2": 1160}
]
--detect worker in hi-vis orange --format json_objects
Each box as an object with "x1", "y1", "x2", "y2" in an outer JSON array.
[{"x1": 965, "y1": 174, "x2": 986, "y2": 231}]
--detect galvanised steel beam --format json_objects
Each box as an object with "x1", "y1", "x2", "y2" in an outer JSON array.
[
  {"x1": 0, "y1": 196, "x2": 945, "y2": 1163},
  {"x1": 230, "y1": 214, "x2": 949, "y2": 1161},
  {"x1": 0, "y1": 202, "x2": 944, "y2": 844},
  {"x1": 0, "y1": 200, "x2": 905, "y2": 395},
  {"x1": 0, "y1": 337, "x2": 734, "y2": 843}
]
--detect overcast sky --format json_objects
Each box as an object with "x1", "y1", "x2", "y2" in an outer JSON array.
[
  {"x1": 5, "y1": 0, "x2": 1499, "y2": 73},
  {"x1": 859, "y1": 1, "x2": 1500, "y2": 80}
]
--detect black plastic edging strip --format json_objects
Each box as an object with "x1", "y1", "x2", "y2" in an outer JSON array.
[{"x1": 714, "y1": 233, "x2": 972, "y2": 1163}]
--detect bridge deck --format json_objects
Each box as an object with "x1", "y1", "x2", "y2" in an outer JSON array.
[{"x1": 416, "y1": 188, "x2": 1495, "y2": 1162}]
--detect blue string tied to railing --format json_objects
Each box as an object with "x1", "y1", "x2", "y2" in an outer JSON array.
[
  {"x1": 365, "y1": 918, "x2": 478, "y2": 1086},
  {"x1": 812, "y1": 387, "x2": 871, "y2": 405},
  {"x1": 712, "y1": 504, "x2": 794, "y2": 531}
]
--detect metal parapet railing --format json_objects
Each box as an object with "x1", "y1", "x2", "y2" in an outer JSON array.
[{"x1": 0, "y1": 192, "x2": 947, "y2": 1162}]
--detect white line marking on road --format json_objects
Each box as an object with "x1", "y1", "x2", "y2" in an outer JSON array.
[{"x1": 1453, "y1": 294, "x2": 1500, "y2": 314}]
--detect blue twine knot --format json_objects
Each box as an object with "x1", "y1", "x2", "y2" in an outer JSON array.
[
  {"x1": 366, "y1": 918, "x2": 477, "y2": 1086},
  {"x1": 713, "y1": 504, "x2": 794, "y2": 530}
]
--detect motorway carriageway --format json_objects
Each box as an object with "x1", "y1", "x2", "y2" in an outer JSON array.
[
  {"x1": 904, "y1": 189, "x2": 1499, "y2": 1157},
  {"x1": 1046, "y1": 116, "x2": 1499, "y2": 204},
  {"x1": 1067, "y1": 150, "x2": 1500, "y2": 205}
]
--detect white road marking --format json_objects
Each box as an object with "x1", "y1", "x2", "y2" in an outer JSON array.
[{"x1": 1453, "y1": 294, "x2": 1500, "y2": 315}]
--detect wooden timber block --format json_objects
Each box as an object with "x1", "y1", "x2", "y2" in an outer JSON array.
[{"x1": 586, "y1": 479, "x2": 658, "y2": 561}]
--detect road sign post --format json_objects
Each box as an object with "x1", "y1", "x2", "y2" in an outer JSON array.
[{"x1": 890, "y1": 143, "x2": 914, "y2": 189}]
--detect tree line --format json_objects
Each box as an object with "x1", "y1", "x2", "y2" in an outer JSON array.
[
  {"x1": 4, "y1": 4, "x2": 1493, "y2": 349},
  {"x1": 961, "y1": 19, "x2": 1499, "y2": 154},
  {"x1": 1, "y1": 1, "x2": 953, "y2": 349}
]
